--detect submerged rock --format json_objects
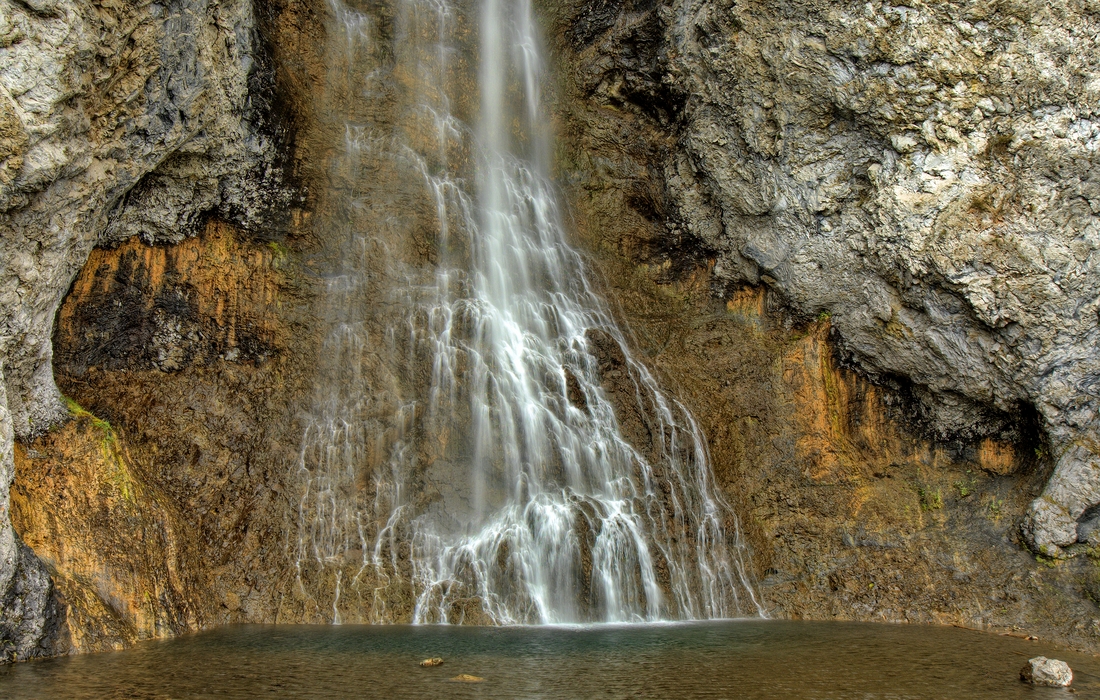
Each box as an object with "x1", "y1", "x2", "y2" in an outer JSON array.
[
  {"x1": 450, "y1": 674, "x2": 484, "y2": 683},
  {"x1": 419, "y1": 658, "x2": 444, "y2": 668},
  {"x1": 1019, "y1": 656, "x2": 1073, "y2": 687}
]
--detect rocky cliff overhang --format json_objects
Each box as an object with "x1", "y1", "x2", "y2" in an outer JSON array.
[
  {"x1": 563, "y1": 0, "x2": 1100, "y2": 557},
  {"x1": 0, "y1": 0, "x2": 299, "y2": 659}
]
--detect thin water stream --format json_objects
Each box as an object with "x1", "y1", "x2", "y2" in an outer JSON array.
[
  {"x1": 3, "y1": 622, "x2": 1097, "y2": 698},
  {"x1": 292, "y1": 0, "x2": 759, "y2": 623}
]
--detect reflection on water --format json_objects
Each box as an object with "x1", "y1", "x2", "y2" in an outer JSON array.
[{"x1": 2, "y1": 621, "x2": 1097, "y2": 698}]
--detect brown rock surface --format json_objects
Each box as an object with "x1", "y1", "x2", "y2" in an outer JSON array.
[
  {"x1": 544, "y1": 0, "x2": 1100, "y2": 650},
  {"x1": 14, "y1": 219, "x2": 323, "y2": 653}
]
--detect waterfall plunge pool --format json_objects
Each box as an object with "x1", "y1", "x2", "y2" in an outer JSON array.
[{"x1": 2, "y1": 620, "x2": 1097, "y2": 698}]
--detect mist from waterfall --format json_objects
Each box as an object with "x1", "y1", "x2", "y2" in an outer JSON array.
[{"x1": 293, "y1": 0, "x2": 762, "y2": 625}]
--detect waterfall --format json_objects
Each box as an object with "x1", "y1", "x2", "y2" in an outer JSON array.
[{"x1": 293, "y1": 0, "x2": 762, "y2": 625}]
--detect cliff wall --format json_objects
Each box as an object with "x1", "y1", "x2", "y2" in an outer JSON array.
[
  {"x1": 3, "y1": 0, "x2": 1100, "y2": 661},
  {"x1": 0, "y1": 0, "x2": 311, "y2": 660},
  {"x1": 552, "y1": 0, "x2": 1100, "y2": 557},
  {"x1": 546, "y1": 0, "x2": 1100, "y2": 648}
]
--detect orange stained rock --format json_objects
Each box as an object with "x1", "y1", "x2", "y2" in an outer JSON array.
[
  {"x1": 10, "y1": 419, "x2": 184, "y2": 653},
  {"x1": 56, "y1": 220, "x2": 286, "y2": 362},
  {"x1": 979, "y1": 438, "x2": 1016, "y2": 475}
]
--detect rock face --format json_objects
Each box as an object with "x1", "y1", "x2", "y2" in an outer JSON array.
[
  {"x1": 0, "y1": 0, "x2": 298, "y2": 660},
  {"x1": 0, "y1": 377, "x2": 66, "y2": 662},
  {"x1": 556, "y1": 0, "x2": 1100, "y2": 555},
  {"x1": 670, "y1": 0, "x2": 1100, "y2": 557},
  {"x1": 1020, "y1": 656, "x2": 1073, "y2": 686},
  {"x1": 12, "y1": 221, "x2": 321, "y2": 653},
  {"x1": 5, "y1": 0, "x2": 1100, "y2": 662},
  {"x1": 548, "y1": 0, "x2": 1100, "y2": 652}
]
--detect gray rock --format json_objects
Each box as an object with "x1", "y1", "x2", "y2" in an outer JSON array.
[
  {"x1": 1076, "y1": 505, "x2": 1100, "y2": 546},
  {"x1": 649, "y1": 0, "x2": 1100, "y2": 555},
  {"x1": 0, "y1": 0, "x2": 294, "y2": 660},
  {"x1": 1020, "y1": 656, "x2": 1073, "y2": 687}
]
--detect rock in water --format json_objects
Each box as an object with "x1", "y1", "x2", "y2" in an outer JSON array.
[
  {"x1": 1020, "y1": 656, "x2": 1073, "y2": 687},
  {"x1": 419, "y1": 658, "x2": 444, "y2": 668},
  {"x1": 451, "y1": 674, "x2": 484, "y2": 683}
]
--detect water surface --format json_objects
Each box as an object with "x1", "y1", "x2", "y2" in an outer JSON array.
[{"x1": 2, "y1": 620, "x2": 1096, "y2": 698}]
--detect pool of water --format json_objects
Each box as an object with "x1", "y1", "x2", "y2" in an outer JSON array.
[{"x1": 1, "y1": 621, "x2": 1096, "y2": 698}]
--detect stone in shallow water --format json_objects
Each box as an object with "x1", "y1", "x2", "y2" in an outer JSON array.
[
  {"x1": 1020, "y1": 656, "x2": 1073, "y2": 687},
  {"x1": 451, "y1": 674, "x2": 484, "y2": 683},
  {"x1": 419, "y1": 658, "x2": 443, "y2": 668}
]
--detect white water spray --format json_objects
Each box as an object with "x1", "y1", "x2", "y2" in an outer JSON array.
[{"x1": 294, "y1": 0, "x2": 762, "y2": 624}]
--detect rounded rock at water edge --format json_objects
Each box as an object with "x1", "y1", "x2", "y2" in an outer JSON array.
[{"x1": 1019, "y1": 656, "x2": 1073, "y2": 687}]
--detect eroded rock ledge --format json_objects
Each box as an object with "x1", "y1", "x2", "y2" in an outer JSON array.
[
  {"x1": 554, "y1": 0, "x2": 1100, "y2": 556},
  {"x1": 0, "y1": 0, "x2": 310, "y2": 660}
]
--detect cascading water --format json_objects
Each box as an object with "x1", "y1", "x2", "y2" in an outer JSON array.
[{"x1": 294, "y1": 0, "x2": 762, "y2": 624}]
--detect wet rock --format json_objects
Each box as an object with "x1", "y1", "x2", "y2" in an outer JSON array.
[
  {"x1": 420, "y1": 657, "x2": 444, "y2": 667},
  {"x1": 0, "y1": 0, "x2": 301, "y2": 659},
  {"x1": 560, "y1": 0, "x2": 1100, "y2": 554},
  {"x1": 1019, "y1": 656, "x2": 1073, "y2": 687},
  {"x1": 450, "y1": 674, "x2": 484, "y2": 682}
]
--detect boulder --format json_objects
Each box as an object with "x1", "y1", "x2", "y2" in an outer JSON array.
[
  {"x1": 419, "y1": 658, "x2": 444, "y2": 668},
  {"x1": 1020, "y1": 656, "x2": 1073, "y2": 687}
]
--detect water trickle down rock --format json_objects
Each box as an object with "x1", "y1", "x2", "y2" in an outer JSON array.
[{"x1": 290, "y1": 0, "x2": 762, "y2": 624}]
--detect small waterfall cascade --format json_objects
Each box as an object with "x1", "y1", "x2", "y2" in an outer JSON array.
[{"x1": 293, "y1": 0, "x2": 762, "y2": 624}]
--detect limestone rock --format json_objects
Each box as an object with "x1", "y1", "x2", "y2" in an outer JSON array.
[
  {"x1": 0, "y1": 0, "x2": 297, "y2": 661},
  {"x1": 420, "y1": 657, "x2": 444, "y2": 667},
  {"x1": 1020, "y1": 656, "x2": 1073, "y2": 687},
  {"x1": 566, "y1": 0, "x2": 1100, "y2": 554}
]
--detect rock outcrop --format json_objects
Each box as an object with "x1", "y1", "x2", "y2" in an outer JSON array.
[
  {"x1": 550, "y1": 0, "x2": 1100, "y2": 651},
  {"x1": 0, "y1": 0, "x2": 297, "y2": 659},
  {"x1": 560, "y1": 0, "x2": 1100, "y2": 556}
]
